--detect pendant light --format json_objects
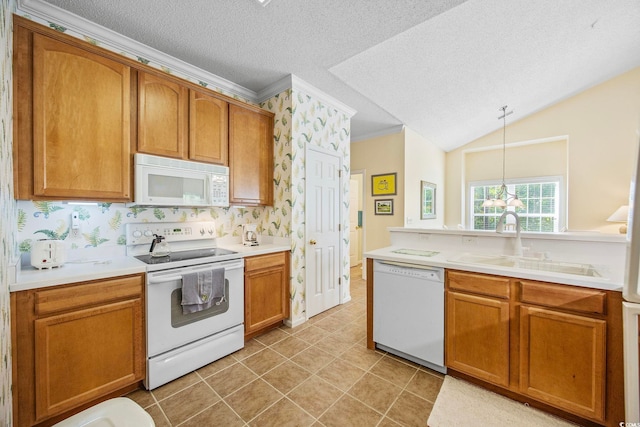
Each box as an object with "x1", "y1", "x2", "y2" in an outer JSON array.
[{"x1": 482, "y1": 106, "x2": 525, "y2": 209}]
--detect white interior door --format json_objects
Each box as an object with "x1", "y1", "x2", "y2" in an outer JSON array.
[
  {"x1": 306, "y1": 148, "x2": 341, "y2": 318},
  {"x1": 349, "y1": 178, "x2": 360, "y2": 267}
]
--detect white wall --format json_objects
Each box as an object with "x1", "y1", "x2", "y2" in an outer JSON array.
[{"x1": 404, "y1": 127, "x2": 446, "y2": 228}]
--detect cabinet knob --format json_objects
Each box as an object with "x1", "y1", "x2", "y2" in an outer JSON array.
[{"x1": 309, "y1": 239, "x2": 317, "y2": 245}]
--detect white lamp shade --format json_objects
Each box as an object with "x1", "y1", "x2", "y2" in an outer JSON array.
[
  {"x1": 494, "y1": 199, "x2": 507, "y2": 208},
  {"x1": 509, "y1": 198, "x2": 524, "y2": 208},
  {"x1": 607, "y1": 205, "x2": 629, "y2": 222}
]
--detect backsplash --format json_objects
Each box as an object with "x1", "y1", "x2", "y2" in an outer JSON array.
[{"x1": 17, "y1": 201, "x2": 270, "y2": 256}]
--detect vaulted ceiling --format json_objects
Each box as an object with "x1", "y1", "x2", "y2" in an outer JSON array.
[{"x1": 20, "y1": 0, "x2": 640, "y2": 151}]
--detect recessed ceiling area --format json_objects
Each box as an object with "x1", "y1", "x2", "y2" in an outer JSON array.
[{"x1": 20, "y1": 0, "x2": 640, "y2": 151}]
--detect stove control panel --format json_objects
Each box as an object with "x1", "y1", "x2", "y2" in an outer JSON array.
[{"x1": 126, "y1": 221, "x2": 217, "y2": 246}]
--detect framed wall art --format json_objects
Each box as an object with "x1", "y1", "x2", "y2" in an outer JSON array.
[
  {"x1": 374, "y1": 199, "x2": 394, "y2": 215},
  {"x1": 371, "y1": 173, "x2": 397, "y2": 196},
  {"x1": 420, "y1": 181, "x2": 436, "y2": 219}
]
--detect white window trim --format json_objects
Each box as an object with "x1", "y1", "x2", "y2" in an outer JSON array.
[{"x1": 468, "y1": 176, "x2": 566, "y2": 232}]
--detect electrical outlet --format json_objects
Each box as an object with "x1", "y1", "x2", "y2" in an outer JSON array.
[
  {"x1": 462, "y1": 235, "x2": 477, "y2": 245},
  {"x1": 71, "y1": 212, "x2": 79, "y2": 229},
  {"x1": 71, "y1": 212, "x2": 80, "y2": 237}
]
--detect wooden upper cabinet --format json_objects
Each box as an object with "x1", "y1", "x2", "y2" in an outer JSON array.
[
  {"x1": 189, "y1": 90, "x2": 228, "y2": 165},
  {"x1": 137, "y1": 71, "x2": 188, "y2": 159},
  {"x1": 18, "y1": 31, "x2": 132, "y2": 201},
  {"x1": 229, "y1": 104, "x2": 274, "y2": 206}
]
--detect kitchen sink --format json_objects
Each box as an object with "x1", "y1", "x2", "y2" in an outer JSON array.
[{"x1": 449, "y1": 253, "x2": 601, "y2": 277}]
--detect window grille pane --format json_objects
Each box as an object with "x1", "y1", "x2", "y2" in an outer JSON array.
[
  {"x1": 542, "y1": 183, "x2": 555, "y2": 197},
  {"x1": 474, "y1": 187, "x2": 485, "y2": 199},
  {"x1": 528, "y1": 184, "x2": 541, "y2": 198},
  {"x1": 541, "y1": 199, "x2": 554, "y2": 214},
  {"x1": 541, "y1": 217, "x2": 554, "y2": 232}
]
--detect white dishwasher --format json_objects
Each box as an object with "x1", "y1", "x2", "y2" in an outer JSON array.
[{"x1": 373, "y1": 260, "x2": 446, "y2": 374}]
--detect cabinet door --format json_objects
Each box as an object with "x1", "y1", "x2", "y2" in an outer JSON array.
[
  {"x1": 245, "y1": 262, "x2": 288, "y2": 334},
  {"x1": 520, "y1": 305, "x2": 606, "y2": 421},
  {"x1": 189, "y1": 90, "x2": 228, "y2": 165},
  {"x1": 138, "y1": 71, "x2": 188, "y2": 158},
  {"x1": 34, "y1": 298, "x2": 144, "y2": 420},
  {"x1": 31, "y1": 34, "x2": 131, "y2": 200},
  {"x1": 229, "y1": 104, "x2": 274, "y2": 206},
  {"x1": 446, "y1": 291, "x2": 510, "y2": 387}
]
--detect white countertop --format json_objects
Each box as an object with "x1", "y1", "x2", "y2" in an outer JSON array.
[
  {"x1": 12, "y1": 256, "x2": 148, "y2": 292},
  {"x1": 220, "y1": 243, "x2": 291, "y2": 257},
  {"x1": 11, "y1": 243, "x2": 291, "y2": 293},
  {"x1": 365, "y1": 246, "x2": 623, "y2": 292}
]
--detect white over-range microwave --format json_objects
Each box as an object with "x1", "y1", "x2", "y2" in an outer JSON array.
[{"x1": 131, "y1": 153, "x2": 229, "y2": 207}]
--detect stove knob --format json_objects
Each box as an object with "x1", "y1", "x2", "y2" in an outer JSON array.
[
  {"x1": 132, "y1": 230, "x2": 142, "y2": 238},
  {"x1": 144, "y1": 230, "x2": 154, "y2": 238}
]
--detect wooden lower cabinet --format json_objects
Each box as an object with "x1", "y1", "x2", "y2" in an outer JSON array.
[
  {"x1": 446, "y1": 291, "x2": 510, "y2": 387},
  {"x1": 519, "y1": 305, "x2": 606, "y2": 421},
  {"x1": 445, "y1": 270, "x2": 623, "y2": 426},
  {"x1": 244, "y1": 252, "x2": 290, "y2": 339},
  {"x1": 11, "y1": 274, "x2": 145, "y2": 427}
]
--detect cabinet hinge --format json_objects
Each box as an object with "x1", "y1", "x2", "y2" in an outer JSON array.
[
  {"x1": 338, "y1": 224, "x2": 342, "y2": 232},
  {"x1": 338, "y1": 169, "x2": 342, "y2": 178}
]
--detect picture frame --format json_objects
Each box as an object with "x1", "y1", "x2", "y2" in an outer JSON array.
[
  {"x1": 374, "y1": 199, "x2": 394, "y2": 215},
  {"x1": 420, "y1": 181, "x2": 436, "y2": 219},
  {"x1": 371, "y1": 173, "x2": 397, "y2": 196}
]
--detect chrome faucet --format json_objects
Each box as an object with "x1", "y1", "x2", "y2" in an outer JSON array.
[{"x1": 496, "y1": 211, "x2": 523, "y2": 256}]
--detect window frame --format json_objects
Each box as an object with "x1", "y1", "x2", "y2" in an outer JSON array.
[{"x1": 468, "y1": 176, "x2": 565, "y2": 233}]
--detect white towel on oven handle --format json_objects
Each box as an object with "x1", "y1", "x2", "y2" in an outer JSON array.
[{"x1": 181, "y1": 268, "x2": 225, "y2": 314}]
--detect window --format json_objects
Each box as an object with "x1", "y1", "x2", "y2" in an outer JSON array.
[{"x1": 470, "y1": 178, "x2": 562, "y2": 232}]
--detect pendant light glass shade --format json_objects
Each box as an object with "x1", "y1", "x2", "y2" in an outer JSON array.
[{"x1": 481, "y1": 106, "x2": 525, "y2": 210}]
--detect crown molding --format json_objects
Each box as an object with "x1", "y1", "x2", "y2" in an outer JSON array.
[
  {"x1": 258, "y1": 74, "x2": 357, "y2": 118},
  {"x1": 291, "y1": 75, "x2": 357, "y2": 118},
  {"x1": 256, "y1": 74, "x2": 292, "y2": 103},
  {"x1": 350, "y1": 125, "x2": 405, "y2": 143},
  {"x1": 17, "y1": 0, "x2": 258, "y2": 101}
]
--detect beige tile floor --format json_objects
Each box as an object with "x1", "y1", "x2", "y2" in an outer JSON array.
[{"x1": 127, "y1": 266, "x2": 444, "y2": 426}]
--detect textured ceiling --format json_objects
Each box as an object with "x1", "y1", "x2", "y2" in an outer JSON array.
[{"x1": 24, "y1": 0, "x2": 640, "y2": 151}]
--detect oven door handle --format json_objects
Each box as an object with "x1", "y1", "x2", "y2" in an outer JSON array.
[
  {"x1": 147, "y1": 275, "x2": 187, "y2": 284},
  {"x1": 146, "y1": 261, "x2": 242, "y2": 285}
]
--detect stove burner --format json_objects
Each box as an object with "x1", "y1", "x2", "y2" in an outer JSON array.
[{"x1": 135, "y1": 248, "x2": 238, "y2": 265}]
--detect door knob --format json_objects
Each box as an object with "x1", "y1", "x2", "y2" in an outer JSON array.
[{"x1": 309, "y1": 239, "x2": 317, "y2": 245}]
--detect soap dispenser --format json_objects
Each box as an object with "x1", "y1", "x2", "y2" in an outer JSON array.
[{"x1": 149, "y1": 234, "x2": 170, "y2": 257}]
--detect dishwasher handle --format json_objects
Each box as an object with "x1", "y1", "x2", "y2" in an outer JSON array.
[
  {"x1": 374, "y1": 260, "x2": 444, "y2": 281},
  {"x1": 375, "y1": 260, "x2": 441, "y2": 272}
]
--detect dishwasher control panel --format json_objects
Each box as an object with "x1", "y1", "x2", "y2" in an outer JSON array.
[{"x1": 373, "y1": 260, "x2": 443, "y2": 282}]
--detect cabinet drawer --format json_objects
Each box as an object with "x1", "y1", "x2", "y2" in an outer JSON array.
[
  {"x1": 245, "y1": 252, "x2": 286, "y2": 272},
  {"x1": 447, "y1": 270, "x2": 510, "y2": 299},
  {"x1": 35, "y1": 274, "x2": 143, "y2": 316},
  {"x1": 518, "y1": 280, "x2": 606, "y2": 315}
]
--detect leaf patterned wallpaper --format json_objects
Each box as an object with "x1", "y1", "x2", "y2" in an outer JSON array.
[
  {"x1": 0, "y1": 0, "x2": 17, "y2": 424},
  {"x1": 14, "y1": 13, "x2": 353, "y2": 330},
  {"x1": 288, "y1": 90, "x2": 352, "y2": 324}
]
